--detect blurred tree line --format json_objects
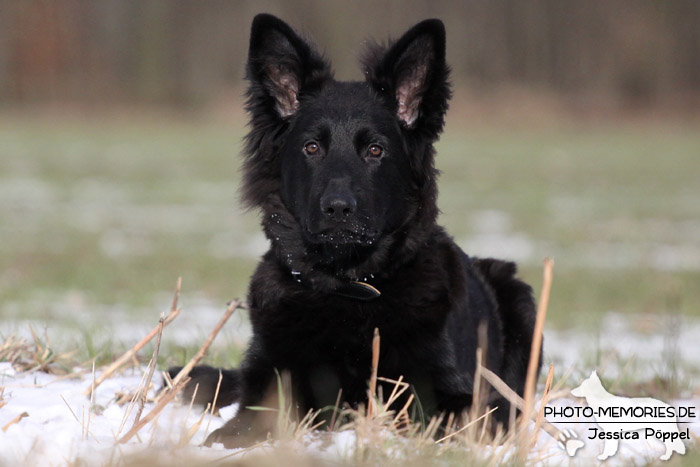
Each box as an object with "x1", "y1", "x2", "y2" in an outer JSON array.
[{"x1": 1, "y1": 0, "x2": 698, "y2": 107}]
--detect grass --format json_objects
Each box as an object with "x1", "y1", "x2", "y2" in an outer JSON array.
[{"x1": 1, "y1": 108, "x2": 699, "y2": 331}]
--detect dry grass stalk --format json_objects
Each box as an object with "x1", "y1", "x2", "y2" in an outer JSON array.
[
  {"x1": 367, "y1": 327, "x2": 380, "y2": 417},
  {"x1": 123, "y1": 297, "x2": 242, "y2": 443},
  {"x1": 378, "y1": 376, "x2": 409, "y2": 409},
  {"x1": 85, "y1": 279, "x2": 183, "y2": 396},
  {"x1": 114, "y1": 390, "x2": 133, "y2": 406},
  {"x1": 117, "y1": 315, "x2": 184, "y2": 441},
  {"x1": 2, "y1": 327, "x2": 76, "y2": 374},
  {"x1": 28, "y1": 326, "x2": 53, "y2": 371},
  {"x1": 168, "y1": 298, "x2": 241, "y2": 389},
  {"x1": 345, "y1": 375, "x2": 442, "y2": 464},
  {"x1": 521, "y1": 258, "x2": 553, "y2": 434},
  {"x1": 329, "y1": 388, "x2": 343, "y2": 431},
  {"x1": 534, "y1": 363, "x2": 555, "y2": 442},
  {"x1": 170, "y1": 276, "x2": 182, "y2": 313},
  {"x1": 471, "y1": 347, "x2": 484, "y2": 429},
  {"x1": 393, "y1": 392, "x2": 415, "y2": 433},
  {"x1": 471, "y1": 321, "x2": 489, "y2": 428},
  {"x1": 133, "y1": 313, "x2": 165, "y2": 425},
  {"x1": 117, "y1": 376, "x2": 190, "y2": 444},
  {"x1": 342, "y1": 375, "x2": 409, "y2": 451},
  {"x1": 117, "y1": 356, "x2": 161, "y2": 438},
  {"x1": 60, "y1": 394, "x2": 99, "y2": 442},
  {"x1": 274, "y1": 370, "x2": 294, "y2": 438},
  {"x1": 480, "y1": 365, "x2": 567, "y2": 445},
  {"x1": 87, "y1": 361, "x2": 96, "y2": 440},
  {"x1": 435, "y1": 406, "x2": 498, "y2": 443},
  {"x1": 0, "y1": 335, "x2": 28, "y2": 366},
  {"x1": 203, "y1": 370, "x2": 224, "y2": 438},
  {"x1": 2, "y1": 412, "x2": 28, "y2": 432},
  {"x1": 177, "y1": 384, "x2": 208, "y2": 447},
  {"x1": 184, "y1": 383, "x2": 201, "y2": 426},
  {"x1": 180, "y1": 404, "x2": 210, "y2": 447},
  {"x1": 377, "y1": 375, "x2": 415, "y2": 434},
  {"x1": 279, "y1": 405, "x2": 326, "y2": 447},
  {"x1": 60, "y1": 394, "x2": 81, "y2": 424}
]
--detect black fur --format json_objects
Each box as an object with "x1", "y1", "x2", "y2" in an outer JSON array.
[{"x1": 173, "y1": 14, "x2": 541, "y2": 448}]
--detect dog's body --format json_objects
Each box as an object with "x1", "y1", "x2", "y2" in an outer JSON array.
[{"x1": 180, "y1": 14, "x2": 541, "y2": 448}]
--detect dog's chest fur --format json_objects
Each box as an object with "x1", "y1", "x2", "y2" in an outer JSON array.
[{"x1": 246, "y1": 227, "x2": 504, "y2": 408}]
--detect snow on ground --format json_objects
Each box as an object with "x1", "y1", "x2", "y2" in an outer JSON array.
[
  {"x1": 1, "y1": 359, "x2": 698, "y2": 466},
  {"x1": 0, "y1": 359, "x2": 366, "y2": 465},
  {"x1": 0, "y1": 362, "x2": 231, "y2": 464},
  {"x1": 2, "y1": 300, "x2": 699, "y2": 465}
]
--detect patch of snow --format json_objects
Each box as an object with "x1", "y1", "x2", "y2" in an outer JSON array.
[
  {"x1": 544, "y1": 312, "x2": 700, "y2": 382},
  {"x1": 458, "y1": 208, "x2": 700, "y2": 271},
  {"x1": 461, "y1": 232, "x2": 535, "y2": 262},
  {"x1": 0, "y1": 367, "x2": 696, "y2": 465},
  {"x1": 209, "y1": 231, "x2": 269, "y2": 258}
]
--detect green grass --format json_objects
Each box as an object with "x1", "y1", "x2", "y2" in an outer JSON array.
[{"x1": 1, "y1": 112, "x2": 699, "y2": 331}]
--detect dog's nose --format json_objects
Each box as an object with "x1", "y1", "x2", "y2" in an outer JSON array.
[{"x1": 320, "y1": 193, "x2": 356, "y2": 221}]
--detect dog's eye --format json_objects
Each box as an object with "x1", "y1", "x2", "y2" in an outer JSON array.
[
  {"x1": 368, "y1": 144, "x2": 383, "y2": 158},
  {"x1": 304, "y1": 142, "x2": 320, "y2": 155}
]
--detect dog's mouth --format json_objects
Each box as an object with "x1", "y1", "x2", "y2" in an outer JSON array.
[{"x1": 305, "y1": 227, "x2": 378, "y2": 246}]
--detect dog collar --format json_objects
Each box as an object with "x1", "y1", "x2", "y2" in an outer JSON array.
[
  {"x1": 332, "y1": 281, "x2": 381, "y2": 301},
  {"x1": 291, "y1": 269, "x2": 381, "y2": 301}
]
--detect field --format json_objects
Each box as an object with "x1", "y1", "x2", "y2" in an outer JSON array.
[
  {"x1": 2, "y1": 108, "x2": 699, "y2": 323},
  {"x1": 1, "y1": 104, "x2": 699, "y2": 464}
]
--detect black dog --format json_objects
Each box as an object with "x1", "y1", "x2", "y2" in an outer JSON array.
[{"x1": 176, "y1": 14, "x2": 540, "y2": 448}]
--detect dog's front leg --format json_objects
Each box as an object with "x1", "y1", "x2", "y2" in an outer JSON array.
[
  {"x1": 205, "y1": 383, "x2": 276, "y2": 448},
  {"x1": 166, "y1": 365, "x2": 242, "y2": 409},
  {"x1": 205, "y1": 348, "x2": 277, "y2": 448}
]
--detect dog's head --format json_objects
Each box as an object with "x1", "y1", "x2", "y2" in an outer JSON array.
[{"x1": 241, "y1": 14, "x2": 450, "y2": 276}]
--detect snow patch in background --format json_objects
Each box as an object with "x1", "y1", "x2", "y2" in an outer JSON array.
[{"x1": 461, "y1": 209, "x2": 700, "y2": 271}]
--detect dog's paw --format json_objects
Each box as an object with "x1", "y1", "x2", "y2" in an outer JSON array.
[
  {"x1": 205, "y1": 428, "x2": 245, "y2": 449},
  {"x1": 203, "y1": 428, "x2": 222, "y2": 447},
  {"x1": 205, "y1": 423, "x2": 261, "y2": 449}
]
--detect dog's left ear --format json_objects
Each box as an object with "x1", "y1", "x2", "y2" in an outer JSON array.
[{"x1": 363, "y1": 19, "x2": 450, "y2": 135}]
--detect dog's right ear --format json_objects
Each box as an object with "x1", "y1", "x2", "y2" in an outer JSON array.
[{"x1": 247, "y1": 14, "x2": 331, "y2": 119}]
